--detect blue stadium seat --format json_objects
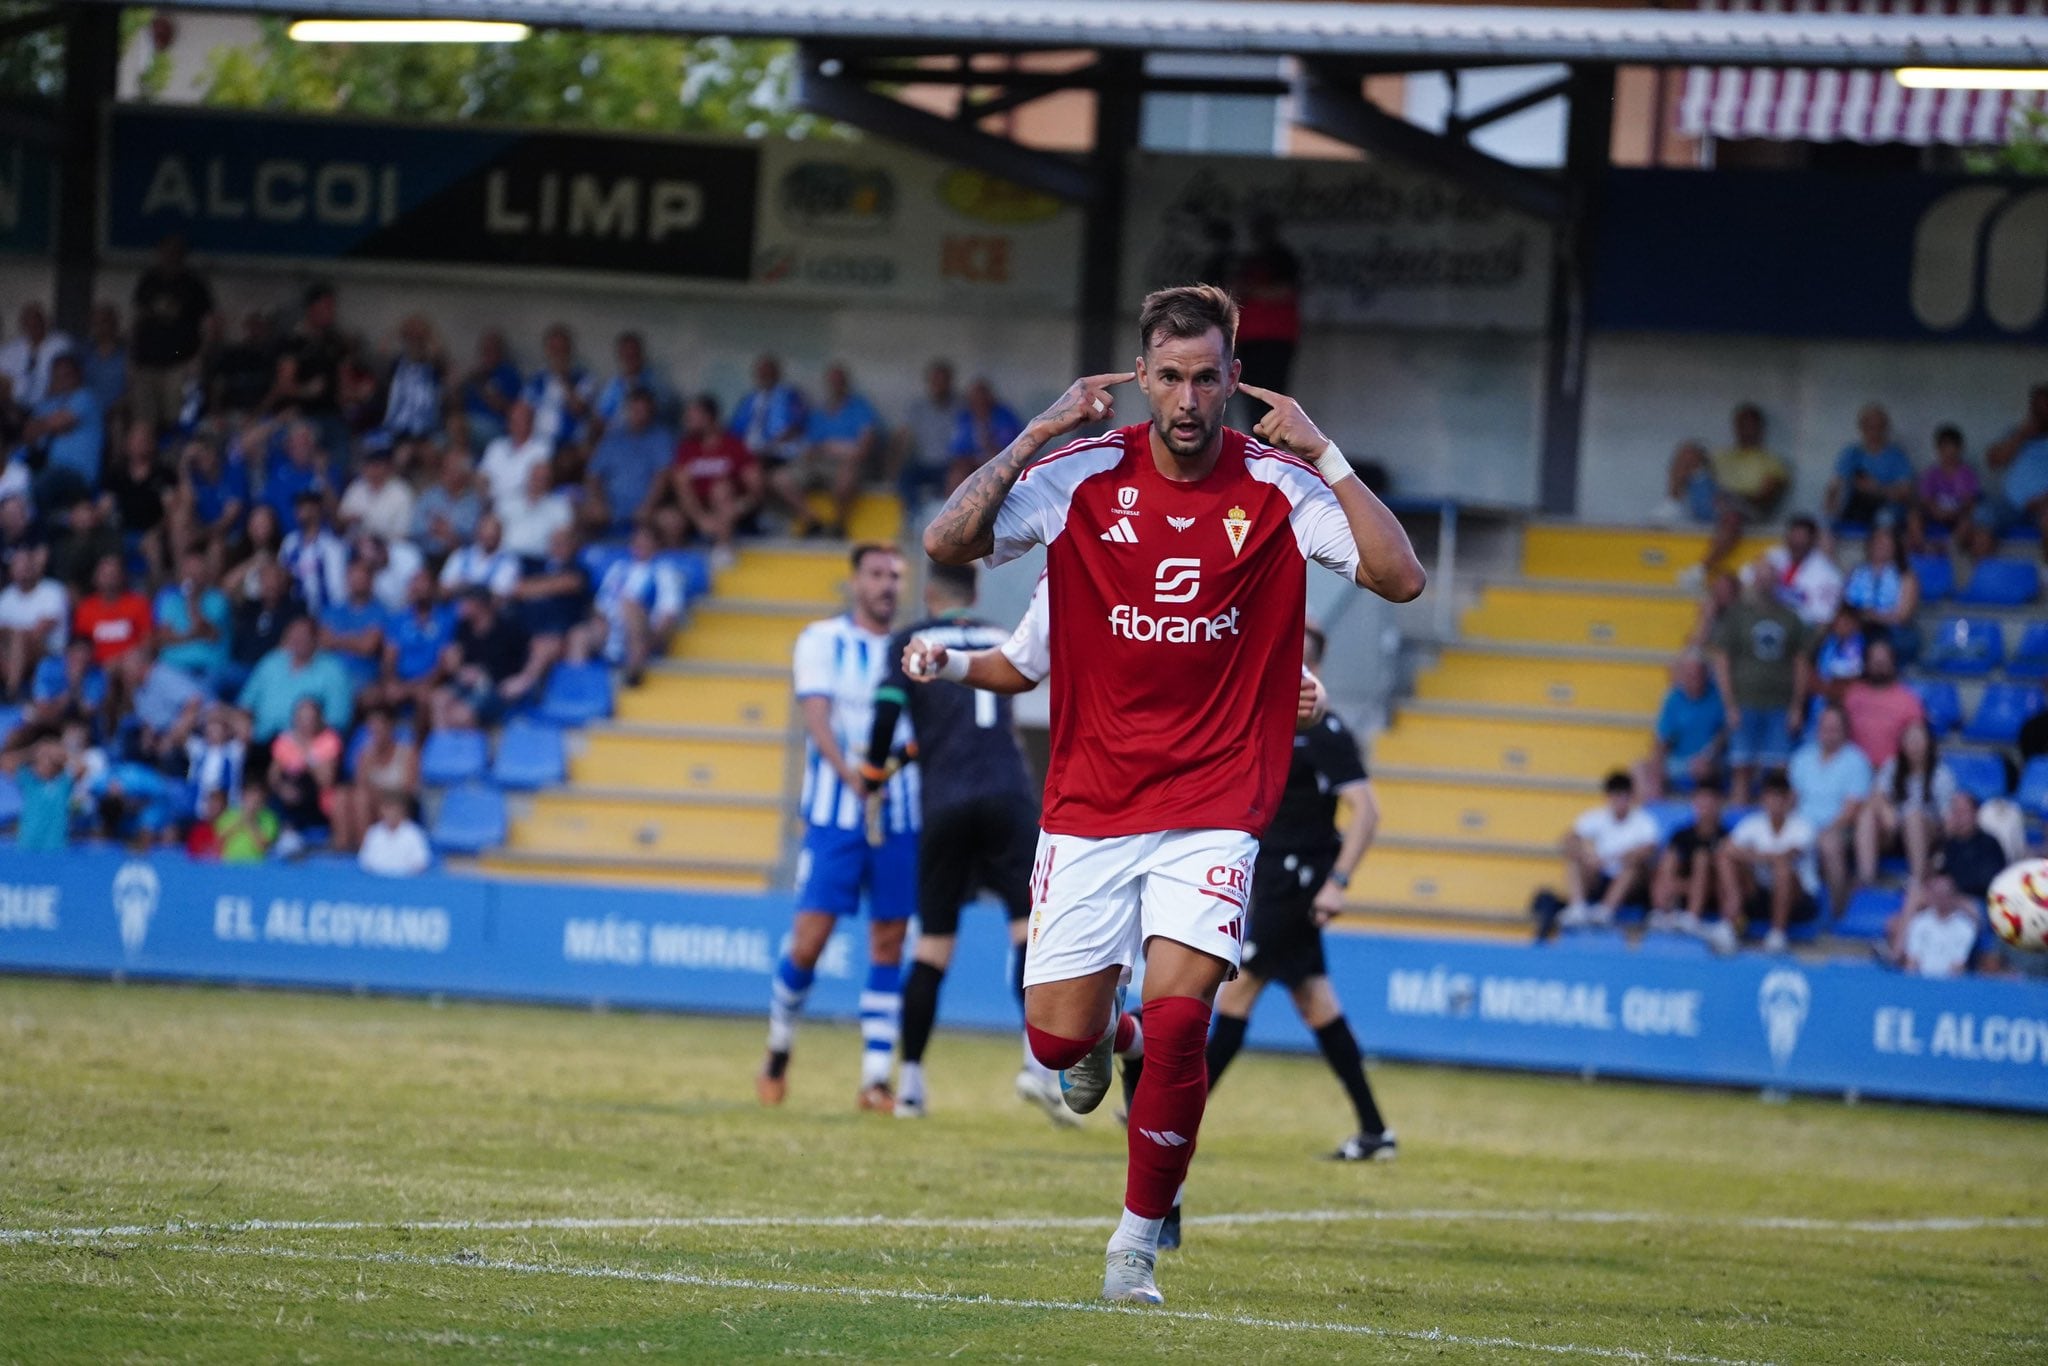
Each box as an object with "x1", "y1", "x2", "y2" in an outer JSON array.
[
  {"x1": 1643, "y1": 799, "x2": 1693, "y2": 844},
  {"x1": 1954, "y1": 558, "x2": 2041, "y2": 606},
  {"x1": 1909, "y1": 553, "x2": 1954, "y2": 601},
  {"x1": 491, "y1": 718, "x2": 565, "y2": 789},
  {"x1": 1921, "y1": 617, "x2": 2004, "y2": 676},
  {"x1": 1946, "y1": 749, "x2": 2011, "y2": 801},
  {"x1": 657, "y1": 550, "x2": 713, "y2": 600},
  {"x1": 1962, "y1": 682, "x2": 2045, "y2": 745},
  {"x1": 538, "y1": 662, "x2": 614, "y2": 726},
  {"x1": 1835, "y1": 886, "x2": 1904, "y2": 942},
  {"x1": 2008, "y1": 622, "x2": 2048, "y2": 680},
  {"x1": 430, "y1": 783, "x2": 506, "y2": 854},
  {"x1": 2017, "y1": 757, "x2": 2048, "y2": 819},
  {"x1": 580, "y1": 542, "x2": 630, "y2": 590},
  {"x1": 0, "y1": 772, "x2": 19, "y2": 827},
  {"x1": 1911, "y1": 680, "x2": 1963, "y2": 734},
  {"x1": 0, "y1": 703, "x2": 22, "y2": 740},
  {"x1": 419, "y1": 727, "x2": 488, "y2": 787}
]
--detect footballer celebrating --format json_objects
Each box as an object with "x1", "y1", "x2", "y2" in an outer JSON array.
[{"x1": 922, "y1": 284, "x2": 1424, "y2": 1304}]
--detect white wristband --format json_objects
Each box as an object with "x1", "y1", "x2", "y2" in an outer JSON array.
[
  {"x1": 1315, "y1": 441, "x2": 1355, "y2": 486},
  {"x1": 937, "y1": 651, "x2": 971, "y2": 683}
]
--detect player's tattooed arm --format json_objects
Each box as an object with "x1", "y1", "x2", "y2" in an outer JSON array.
[{"x1": 921, "y1": 372, "x2": 1134, "y2": 564}]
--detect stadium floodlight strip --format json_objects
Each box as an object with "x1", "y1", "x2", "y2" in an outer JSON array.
[
  {"x1": 286, "y1": 19, "x2": 531, "y2": 42},
  {"x1": 1894, "y1": 67, "x2": 2048, "y2": 90}
]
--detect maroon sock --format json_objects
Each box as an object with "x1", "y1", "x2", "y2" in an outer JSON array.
[
  {"x1": 1025, "y1": 1022, "x2": 1096, "y2": 1072},
  {"x1": 1123, "y1": 995, "x2": 1211, "y2": 1219},
  {"x1": 1113, "y1": 1012, "x2": 1141, "y2": 1056}
]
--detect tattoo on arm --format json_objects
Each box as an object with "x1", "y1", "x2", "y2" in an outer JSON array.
[{"x1": 920, "y1": 429, "x2": 1049, "y2": 564}]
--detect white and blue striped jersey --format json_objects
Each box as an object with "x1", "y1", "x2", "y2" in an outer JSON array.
[
  {"x1": 595, "y1": 556, "x2": 685, "y2": 660},
  {"x1": 793, "y1": 615, "x2": 919, "y2": 835}
]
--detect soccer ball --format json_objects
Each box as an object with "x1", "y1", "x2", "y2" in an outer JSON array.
[{"x1": 1986, "y1": 859, "x2": 2048, "y2": 953}]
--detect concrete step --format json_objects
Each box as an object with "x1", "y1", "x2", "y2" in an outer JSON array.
[
  {"x1": 1373, "y1": 776, "x2": 1585, "y2": 848},
  {"x1": 1416, "y1": 648, "x2": 1668, "y2": 714},
  {"x1": 669, "y1": 606, "x2": 815, "y2": 666},
  {"x1": 571, "y1": 732, "x2": 790, "y2": 798},
  {"x1": 469, "y1": 851, "x2": 774, "y2": 893},
  {"x1": 1521, "y1": 523, "x2": 1775, "y2": 586},
  {"x1": 513, "y1": 791, "x2": 788, "y2": 862},
  {"x1": 1372, "y1": 711, "x2": 1645, "y2": 784},
  {"x1": 1461, "y1": 584, "x2": 1697, "y2": 653},
  {"x1": 612, "y1": 672, "x2": 791, "y2": 731},
  {"x1": 1344, "y1": 844, "x2": 1552, "y2": 918}
]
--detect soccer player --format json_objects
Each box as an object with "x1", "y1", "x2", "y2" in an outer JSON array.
[
  {"x1": 759, "y1": 543, "x2": 918, "y2": 1113},
  {"x1": 922, "y1": 284, "x2": 1425, "y2": 1305},
  {"x1": 861, "y1": 561, "x2": 1057, "y2": 1122}
]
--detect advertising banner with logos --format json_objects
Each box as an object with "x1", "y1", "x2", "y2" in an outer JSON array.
[
  {"x1": 2, "y1": 851, "x2": 2043, "y2": 1113},
  {"x1": 1594, "y1": 170, "x2": 2048, "y2": 343},
  {"x1": 1122, "y1": 153, "x2": 1555, "y2": 331},
  {"x1": 105, "y1": 106, "x2": 759, "y2": 280}
]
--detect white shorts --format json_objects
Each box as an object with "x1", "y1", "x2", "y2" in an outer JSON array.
[{"x1": 1021, "y1": 828, "x2": 1258, "y2": 989}]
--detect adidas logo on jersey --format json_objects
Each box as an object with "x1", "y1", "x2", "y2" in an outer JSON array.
[
  {"x1": 1139, "y1": 1128, "x2": 1190, "y2": 1147},
  {"x1": 1100, "y1": 517, "x2": 1139, "y2": 544}
]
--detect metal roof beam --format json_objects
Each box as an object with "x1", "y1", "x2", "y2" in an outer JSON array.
[{"x1": 1447, "y1": 75, "x2": 1571, "y2": 140}]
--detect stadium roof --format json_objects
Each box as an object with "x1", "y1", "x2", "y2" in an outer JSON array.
[{"x1": 85, "y1": 0, "x2": 2048, "y2": 70}]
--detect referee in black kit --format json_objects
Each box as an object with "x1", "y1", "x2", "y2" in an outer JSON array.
[{"x1": 862, "y1": 562, "x2": 1062, "y2": 1123}]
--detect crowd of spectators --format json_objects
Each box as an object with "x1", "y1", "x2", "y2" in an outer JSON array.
[
  {"x1": 0, "y1": 243, "x2": 1026, "y2": 871},
  {"x1": 1565, "y1": 391, "x2": 2048, "y2": 969}
]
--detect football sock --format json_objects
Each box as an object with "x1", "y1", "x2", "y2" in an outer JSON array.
[
  {"x1": 1021, "y1": 1035, "x2": 1056, "y2": 1082},
  {"x1": 1124, "y1": 995, "x2": 1211, "y2": 1220},
  {"x1": 767, "y1": 956, "x2": 814, "y2": 1057},
  {"x1": 1314, "y1": 1016, "x2": 1387, "y2": 1134},
  {"x1": 1114, "y1": 1011, "x2": 1144, "y2": 1060},
  {"x1": 1205, "y1": 1012, "x2": 1249, "y2": 1087},
  {"x1": 1025, "y1": 1022, "x2": 1096, "y2": 1072},
  {"x1": 860, "y1": 961, "x2": 902, "y2": 1089},
  {"x1": 898, "y1": 1060, "x2": 926, "y2": 1106},
  {"x1": 900, "y1": 960, "x2": 944, "y2": 1066},
  {"x1": 1107, "y1": 1206, "x2": 1166, "y2": 1257}
]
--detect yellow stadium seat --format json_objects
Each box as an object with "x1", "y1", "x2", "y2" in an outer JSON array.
[
  {"x1": 715, "y1": 550, "x2": 851, "y2": 607},
  {"x1": 1415, "y1": 649, "x2": 1665, "y2": 715},
  {"x1": 512, "y1": 793, "x2": 787, "y2": 862},
  {"x1": 1460, "y1": 585, "x2": 1697, "y2": 653},
  {"x1": 1521, "y1": 524, "x2": 1775, "y2": 586},
  {"x1": 1373, "y1": 712, "x2": 1646, "y2": 783},
  {"x1": 668, "y1": 607, "x2": 813, "y2": 665},
  {"x1": 1371, "y1": 777, "x2": 1589, "y2": 849},
  {"x1": 804, "y1": 491, "x2": 904, "y2": 543},
  {"x1": 613, "y1": 673, "x2": 789, "y2": 731},
  {"x1": 572, "y1": 733, "x2": 789, "y2": 798}
]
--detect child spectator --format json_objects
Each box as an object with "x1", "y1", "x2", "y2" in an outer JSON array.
[
  {"x1": 1888, "y1": 874, "x2": 1990, "y2": 978},
  {"x1": 185, "y1": 787, "x2": 225, "y2": 860},
  {"x1": 1712, "y1": 770, "x2": 1819, "y2": 954},
  {"x1": 1825, "y1": 403, "x2": 1914, "y2": 528},
  {"x1": 1556, "y1": 771, "x2": 1661, "y2": 929},
  {"x1": 1909, "y1": 425, "x2": 1987, "y2": 556},
  {"x1": 269, "y1": 696, "x2": 351, "y2": 847},
  {"x1": 1810, "y1": 604, "x2": 1868, "y2": 700},
  {"x1": 1647, "y1": 784, "x2": 1728, "y2": 936},
  {"x1": 358, "y1": 789, "x2": 432, "y2": 877},
  {"x1": 184, "y1": 703, "x2": 249, "y2": 805},
  {"x1": 215, "y1": 772, "x2": 278, "y2": 863},
  {"x1": 1, "y1": 734, "x2": 84, "y2": 851}
]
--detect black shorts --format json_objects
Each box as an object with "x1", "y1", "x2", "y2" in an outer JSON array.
[
  {"x1": 1242, "y1": 849, "x2": 1334, "y2": 990},
  {"x1": 1743, "y1": 884, "x2": 1820, "y2": 925},
  {"x1": 917, "y1": 793, "x2": 1036, "y2": 936}
]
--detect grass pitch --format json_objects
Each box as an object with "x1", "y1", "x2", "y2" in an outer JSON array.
[{"x1": 1, "y1": 978, "x2": 2045, "y2": 1363}]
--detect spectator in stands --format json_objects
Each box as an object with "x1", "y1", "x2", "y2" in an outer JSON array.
[
  {"x1": 796, "y1": 362, "x2": 881, "y2": 539},
  {"x1": 279, "y1": 492, "x2": 349, "y2": 613},
  {"x1": 1639, "y1": 651, "x2": 1723, "y2": 800},
  {"x1": 152, "y1": 545, "x2": 230, "y2": 690},
  {"x1": 270, "y1": 283, "x2": 351, "y2": 456},
  {"x1": 50, "y1": 497, "x2": 122, "y2": 592},
  {"x1": 358, "y1": 788, "x2": 431, "y2": 877},
  {"x1": 269, "y1": 695, "x2": 350, "y2": 845},
  {"x1": 101, "y1": 420, "x2": 175, "y2": 580},
  {"x1": 895, "y1": 360, "x2": 960, "y2": 515},
  {"x1": 1889, "y1": 873, "x2": 1990, "y2": 978},
  {"x1": 1908, "y1": 425, "x2": 1988, "y2": 557},
  {"x1": 74, "y1": 553, "x2": 151, "y2": 677},
  {"x1": 0, "y1": 544, "x2": 67, "y2": 701},
  {"x1": 1985, "y1": 382, "x2": 2048, "y2": 560},
  {"x1": 319, "y1": 559, "x2": 388, "y2": 692},
  {"x1": 184, "y1": 703, "x2": 248, "y2": 806},
  {"x1": 1826, "y1": 403, "x2": 1914, "y2": 529},
  {"x1": 1556, "y1": 770, "x2": 1661, "y2": 929},
  {"x1": 27, "y1": 636, "x2": 101, "y2": 733},
  {"x1": 596, "y1": 330, "x2": 674, "y2": 430},
  {"x1": 185, "y1": 789, "x2": 225, "y2": 860},
  {"x1": 525, "y1": 323, "x2": 596, "y2": 451},
  {"x1": 206, "y1": 310, "x2": 278, "y2": 422},
  {"x1": 578, "y1": 523, "x2": 685, "y2": 687},
  {"x1": 509, "y1": 524, "x2": 587, "y2": 674},
  {"x1": 347, "y1": 706, "x2": 419, "y2": 818},
  {"x1": 128, "y1": 640, "x2": 209, "y2": 767},
  {"x1": 226, "y1": 560, "x2": 300, "y2": 691},
  {"x1": 82, "y1": 304, "x2": 128, "y2": 421},
  {"x1": 1811, "y1": 604, "x2": 1867, "y2": 700},
  {"x1": 413, "y1": 446, "x2": 482, "y2": 561},
  {"x1": 660, "y1": 394, "x2": 760, "y2": 566},
  {"x1": 0, "y1": 485, "x2": 33, "y2": 557},
  {"x1": 1, "y1": 733, "x2": 84, "y2": 852},
  {"x1": 433, "y1": 586, "x2": 547, "y2": 729},
  {"x1": 1647, "y1": 783, "x2": 1728, "y2": 936},
  {"x1": 222, "y1": 503, "x2": 283, "y2": 602},
  {"x1": 215, "y1": 771, "x2": 278, "y2": 863},
  {"x1": 0, "y1": 302, "x2": 75, "y2": 409},
  {"x1": 19, "y1": 353, "x2": 104, "y2": 510},
  {"x1": 458, "y1": 328, "x2": 521, "y2": 448},
  {"x1": 238, "y1": 615, "x2": 352, "y2": 743},
  {"x1": 948, "y1": 378, "x2": 1022, "y2": 492},
  {"x1": 1841, "y1": 638, "x2": 1924, "y2": 768},
  {"x1": 1710, "y1": 574, "x2": 1811, "y2": 803},
  {"x1": 129, "y1": 235, "x2": 214, "y2": 434},
  {"x1": 1748, "y1": 515, "x2": 1843, "y2": 629},
  {"x1": 376, "y1": 315, "x2": 445, "y2": 468},
  {"x1": 584, "y1": 387, "x2": 671, "y2": 538},
  {"x1": 1696, "y1": 403, "x2": 1792, "y2": 574},
  {"x1": 439, "y1": 511, "x2": 519, "y2": 599},
  {"x1": 731, "y1": 352, "x2": 806, "y2": 463},
  {"x1": 337, "y1": 443, "x2": 416, "y2": 545},
  {"x1": 376, "y1": 568, "x2": 455, "y2": 715},
  {"x1": 169, "y1": 433, "x2": 248, "y2": 570},
  {"x1": 256, "y1": 417, "x2": 337, "y2": 524},
  {"x1": 1713, "y1": 770, "x2": 1819, "y2": 954},
  {"x1": 1854, "y1": 716, "x2": 1953, "y2": 891},
  {"x1": 1654, "y1": 440, "x2": 1717, "y2": 525},
  {"x1": 478, "y1": 399, "x2": 550, "y2": 518},
  {"x1": 501, "y1": 460, "x2": 575, "y2": 561},
  {"x1": 1842, "y1": 525, "x2": 1920, "y2": 661},
  {"x1": 1787, "y1": 703, "x2": 1872, "y2": 915},
  {"x1": 1685, "y1": 569, "x2": 1739, "y2": 651}
]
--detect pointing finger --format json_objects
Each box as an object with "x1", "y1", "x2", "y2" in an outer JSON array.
[
  {"x1": 1236, "y1": 382, "x2": 1284, "y2": 403},
  {"x1": 1088, "y1": 372, "x2": 1138, "y2": 386}
]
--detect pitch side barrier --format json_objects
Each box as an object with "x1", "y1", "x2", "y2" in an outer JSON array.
[{"x1": 2, "y1": 850, "x2": 2045, "y2": 1113}]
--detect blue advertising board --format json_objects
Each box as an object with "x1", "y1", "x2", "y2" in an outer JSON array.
[
  {"x1": 1594, "y1": 169, "x2": 2048, "y2": 343},
  {"x1": 105, "y1": 106, "x2": 758, "y2": 279},
  {"x1": 2, "y1": 850, "x2": 2044, "y2": 1113}
]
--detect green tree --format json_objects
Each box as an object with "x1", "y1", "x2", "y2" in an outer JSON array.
[
  {"x1": 200, "y1": 19, "x2": 845, "y2": 138},
  {"x1": 1966, "y1": 106, "x2": 2048, "y2": 177}
]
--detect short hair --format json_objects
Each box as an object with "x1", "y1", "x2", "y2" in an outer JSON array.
[
  {"x1": 627, "y1": 385, "x2": 655, "y2": 406},
  {"x1": 849, "y1": 542, "x2": 899, "y2": 573},
  {"x1": 1789, "y1": 513, "x2": 1819, "y2": 536},
  {"x1": 1602, "y1": 770, "x2": 1634, "y2": 796},
  {"x1": 1759, "y1": 770, "x2": 1793, "y2": 797},
  {"x1": 1138, "y1": 284, "x2": 1238, "y2": 356},
  {"x1": 690, "y1": 392, "x2": 722, "y2": 422},
  {"x1": 303, "y1": 281, "x2": 335, "y2": 309},
  {"x1": 293, "y1": 491, "x2": 322, "y2": 510},
  {"x1": 928, "y1": 561, "x2": 977, "y2": 601},
  {"x1": 1935, "y1": 423, "x2": 1964, "y2": 447},
  {"x1": 1692, "y1": 779, "x2": 1727, "y2": 799}
]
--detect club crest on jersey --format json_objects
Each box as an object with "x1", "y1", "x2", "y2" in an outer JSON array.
[
  {"x1": 1167, "y1": 515, "x2": 1195, "y2": 531},
  {"x1": 1117, "y1": 486, "x2": 1139, "y2": 512},
  {"x1": 1222, "y1": 505, "x2": 1251, "y2": 557}
]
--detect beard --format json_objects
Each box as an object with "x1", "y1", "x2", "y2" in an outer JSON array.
[{"x1": 1154, "y1": 409, "x2": 1218, "y2": 460}]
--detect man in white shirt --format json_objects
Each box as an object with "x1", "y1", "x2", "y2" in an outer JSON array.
[
  {"x1": 358, "y1": 791, "x2": 432, "y2": 876},
  {"x1": 1713, "y1": 770, "x2": 1820, "y2": 954},
  {"x1": 337, "y1": 446, "x2": 417, "y2": 544},
  {"x1": 499, "y1": 460, "x2": 574, "y2": 560},
  {"x1": 0, "y1": 303, "x2": 76, "y2": 408},
  {"x1": 1745, "y1": 515, "x2": 1843, "y2": 629},
  {"x1": 438, "y1": 512, "x2": 520, "y2": 599},
  {"x1": 477, "y1": 399, "x2": 552, "y2": 516},
  {"x1": 0, "y1": 545, "x2": 69, "y2": 698},
  {"x1": 1559, "y1": 771, "x2": 1662, "y2": 928},
  {"x1": 1897, "y1": 878, "x2": 1984, "y2": 979}
]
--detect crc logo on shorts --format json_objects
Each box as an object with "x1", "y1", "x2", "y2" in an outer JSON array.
[{"x1": 1153, "y1": 558, "x2": 1201, "y2": 603}]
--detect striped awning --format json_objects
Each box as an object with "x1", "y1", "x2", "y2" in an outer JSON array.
[{"x1": 1680, "y1": 0, "x2": 2048, "y2": 145}]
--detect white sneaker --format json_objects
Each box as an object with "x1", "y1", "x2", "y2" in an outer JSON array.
[
  {"x1": 1645, "y1": 909, "x2": 1681, "y2": 933},
  {"x1": 1557, "y1": 901, "x2": 1593, "y2": 929},
  {"x1": 1102, "y1": 1247, "x2": 1164, "y2": 1305},
  {"x1": 1014, "y1": 1067, "x2": 1081, "y2": 1128},
  {"x1": 1706, "y1": 920, "x2": 1739, "y2": 955},
  {"x1": 894, "y1": 1094, "x2": 927, "y2": 1119},
  {"x1": 1763, "y1": 928, "x2": 1789, "y2": 954}
]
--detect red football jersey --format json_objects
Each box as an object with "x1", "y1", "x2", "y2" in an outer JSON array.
[{"x1": 988, "y1": 424, "x2": 1359, "y2": 839}]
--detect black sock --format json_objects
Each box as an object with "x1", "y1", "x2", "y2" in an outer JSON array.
[
  {"x1": 900, "y1": 961, "x2": 944, "y2": 1065},
  {"x1": 1010, "y1": 943, "x2": 1026, "y2": 1014},
  {"x1": 1205, "y1": 1013, "x2": 1248, "y2": 1087},
  {"x1": 1314, "y1": 1016, "x2": 1386, "y2": 1134}
]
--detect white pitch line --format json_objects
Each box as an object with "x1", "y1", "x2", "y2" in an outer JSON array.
[
  {"x1": 137, "y1": 1241, "x2": 1778, "y2": 1366},
  {"x1": 1, "y1": 1207, "x2": 2041, "y2": 1246}
]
